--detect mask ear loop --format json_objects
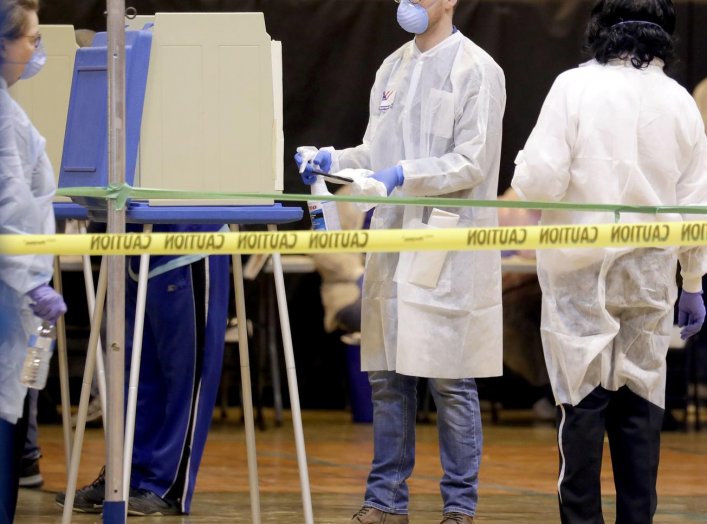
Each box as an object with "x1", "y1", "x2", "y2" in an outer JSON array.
[{"x1": 610, "y1": 20, "x2": 667, "y2": 32}]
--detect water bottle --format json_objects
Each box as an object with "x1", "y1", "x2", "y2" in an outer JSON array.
[
  {"x1": 21, "y1": 321, "x2": 56, "y2": 390},
  {"x1": 308, "y1": 176, "x2": 341, "y2": 231}
]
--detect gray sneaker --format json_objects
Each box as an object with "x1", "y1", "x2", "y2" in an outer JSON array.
[
  {"x1": 351, "y1": 506, "x2": 409, "y2": 523},
  {"x1": 128, "y1": 489, "x2": 180, "y2": 516},
  {"x1": 55, "y1": 467, "x2": 105, "y2": 513},
  {"x1": 440, "y1": 512, "x2": 474, "y2": 524},
  {"x1": 70, "y1": 397, "x2": 103, "y2": 428}
]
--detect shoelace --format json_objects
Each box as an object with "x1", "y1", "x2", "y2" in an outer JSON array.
[
  {"x1": 442, "y1": 513, "x2": 468, "y2": 524},
  {"x1": 84, "y1": 466, "x2": 106, "y2": 490}
]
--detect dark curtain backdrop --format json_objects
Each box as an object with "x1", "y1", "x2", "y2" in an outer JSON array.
[
  {"x1": 42, "y1": 1, "x2": 707, "y2": 408},
  {"x1": 41, "y1": 0, "x2": 707, "y2": 195}
]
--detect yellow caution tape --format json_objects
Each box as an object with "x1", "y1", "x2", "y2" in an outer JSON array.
[{"x1": 2, "y1": 221, "x2": 707, "y2": 256}]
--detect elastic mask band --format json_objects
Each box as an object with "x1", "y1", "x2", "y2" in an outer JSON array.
[{"x1": 611, "y1": 20, "x2": 665, "y2": 31}]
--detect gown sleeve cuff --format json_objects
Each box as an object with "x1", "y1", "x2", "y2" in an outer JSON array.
[{"x1": 681, "y1": 275, "x2": 703, "y2": 293}]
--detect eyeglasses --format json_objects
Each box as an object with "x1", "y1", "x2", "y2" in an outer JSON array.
[
  {"x1": 394, "y1": 0, "x2": 421, "y2": 5},
  {"x1": 21, "y1": 33, "x2": 42, "y2": 49}
]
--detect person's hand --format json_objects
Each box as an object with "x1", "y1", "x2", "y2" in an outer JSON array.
[
  {"x1": 678, "y1": 290, "x2": 706, "y2": 340},
  {"x1": 294, "y1": 147, "x2": 332, "y2": 185},
  {"x1": 371, "y1": 165, "x2": 404, "y2": 195},
  {"x1": 27, "y1": 284, "x2": 67, "y2": 323}
]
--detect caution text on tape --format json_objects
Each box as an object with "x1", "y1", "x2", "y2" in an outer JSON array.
[{"x1": 3, "y1": 221, "x2": 707, "y2": 256}]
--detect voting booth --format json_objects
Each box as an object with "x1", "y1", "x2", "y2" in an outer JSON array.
[
  {"x1": 59, "y1": 12, "x2": 284, "y2": 207},
  {"x1": 33, "y1": 13, "x2": 310, "y2": 524}
]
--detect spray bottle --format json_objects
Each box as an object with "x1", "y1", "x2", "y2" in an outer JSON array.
[{"x1": 308, "y1": 175, "x2": 341, "y2": 231}]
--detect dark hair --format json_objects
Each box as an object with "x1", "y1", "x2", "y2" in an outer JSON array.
[{"x1": 585, "y1": 0, "x2": 675, "y2": 69}]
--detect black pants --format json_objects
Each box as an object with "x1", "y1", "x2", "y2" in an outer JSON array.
[
  {"x1": 0, "y1": 394, "x2": 30, "y2": 524},
  {"x1": 557, "y1": 386, "x2": 663, "y2": 524}
]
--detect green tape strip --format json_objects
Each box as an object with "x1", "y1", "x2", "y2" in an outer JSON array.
[{"x1": 55, "y1": 183, "x2": 707, "y2": 216}]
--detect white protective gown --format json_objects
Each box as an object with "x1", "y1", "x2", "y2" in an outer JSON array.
[
  {"x1": 0, "y1": 77, "x2": 55, "y2": 423},
  {"x1": 327, "y1": 31, "x2": 506, "y2": 378},
  {"x1": 512, "y1": 59, "x2": 707, "y2": 408}
]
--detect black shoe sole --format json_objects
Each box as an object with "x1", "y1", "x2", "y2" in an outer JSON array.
[
  {"x1": 55, "y1": 500, "x2": 103, "y2": 514},
  {"x1": 127, "y1": 509, "x2": 178, "y2": 516}
]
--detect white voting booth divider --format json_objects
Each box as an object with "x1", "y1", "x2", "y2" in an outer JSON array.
[
  {"x1": 11, "y1": 14, "x2": 310, "y2": 524},
  {"x1": 135, "y1": 13, "x2": 284, "y2": 204},
  {"x1": 9, "y1": 25, "x2": 76, "y2": 193}
]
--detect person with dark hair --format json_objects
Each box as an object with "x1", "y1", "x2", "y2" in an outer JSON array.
[
  {"x1": 585, "y1": 0, "x2": 675, "y2": 68},
  {"x1": 57, "y1": 238, "x2": 231, "y2": 518},
  {"x1": 0, "y1": 0, "x2": 67, "y2": 521},
  {"x1": 52, "y1": 19, "x2": 231, "y2": 516},
  {"x1": 512, "y1": 0, "x2": 707, "y2": 522}
]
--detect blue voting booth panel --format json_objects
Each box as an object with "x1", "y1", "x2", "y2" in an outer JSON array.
[
  {"x1": 53, "y1": 201, "x2": 89, "y2": 221},
  {"x1": 345, "y1": 343, "x2": 373, "y2": 423},
  {"x1": 59, "y1": 30, "x2": 151, "y2": 210}
]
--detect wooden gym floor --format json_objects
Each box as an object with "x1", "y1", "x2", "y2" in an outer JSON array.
[{"x1": 13, "y1": 408, "x2": 707, "y2": 523}]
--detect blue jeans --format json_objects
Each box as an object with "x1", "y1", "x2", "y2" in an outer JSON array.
[{"x1": 364, "y1": 371, "x2": 481, "y2": 517}]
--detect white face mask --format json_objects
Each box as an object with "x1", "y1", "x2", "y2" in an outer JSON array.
[
  {"x1": 397, "y1": 0, "x2": 430, "y2": 34},
  {"x1": 20, "y1": 41, "x2": 46, "y2": 80}
]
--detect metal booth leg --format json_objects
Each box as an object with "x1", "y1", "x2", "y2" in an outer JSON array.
[
  {"x1": 267, "y1": 224, "x2": 314, "y2": 524},
  {"x1": 123, "y1": 224, "x2": 151, "y2": 502},
  {"x1": 78, "y1": 221, "x2": 108, "y2": 432},
  {"x1": 230, "y1": 224, "x2": 262, "y2": 524},
  {"x1": 53, "y1": 256, "x2": 73, "y2": 470},
  {"x1": 62, "y1": 257, "x2": 108, "y2": 524}
]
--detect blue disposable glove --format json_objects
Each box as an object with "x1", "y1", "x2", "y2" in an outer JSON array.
[
  {"x1": 371, "y1": 165, "x2": 404, "y2": 195},
  {"x1": 294, "y1": 150, "x2": 332, "y2": 185},
  {"x1": 678, "y1": 290, "x2": 706, "y2": 340},
  {"x1": 27, "y1": 284, "x2": 67, "y2": 323}
]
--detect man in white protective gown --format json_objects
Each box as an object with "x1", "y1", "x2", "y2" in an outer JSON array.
[
  {"x1": 295, "y1": 0, "x2": 506, "y2": 522},
  {"x1": 512, "y1": 1, "x2": 707, "y2": 522}
]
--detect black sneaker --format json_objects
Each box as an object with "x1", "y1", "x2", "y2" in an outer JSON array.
[
  {"x1": 19, "y1": 457, "x2": 43, "y2": 489},
  {"x1": 127, "y1": 489, "x2": 180, "y2": 516},
  {"x1": 55, "y1": 466, "x2": 105, "y2": 513}
]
